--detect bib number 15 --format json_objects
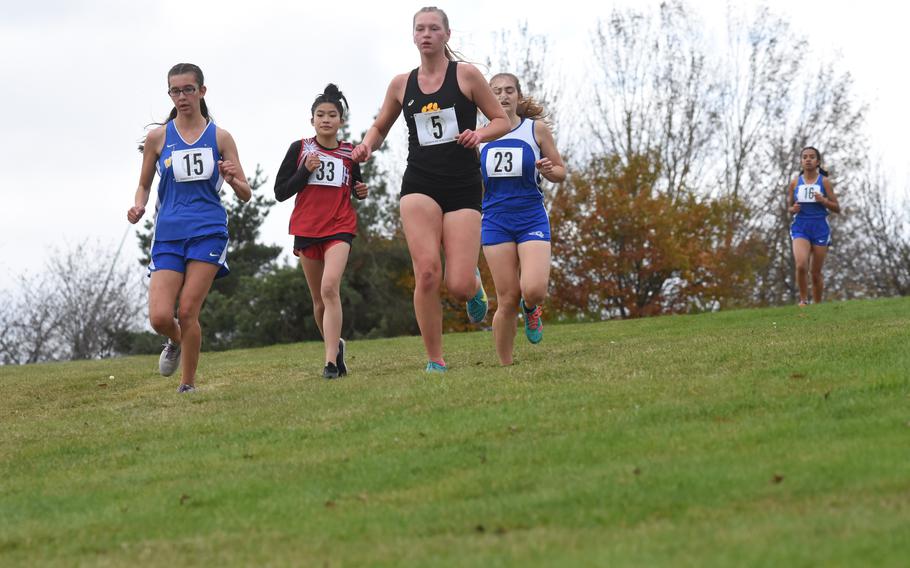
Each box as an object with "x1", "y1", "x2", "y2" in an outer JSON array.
[{"x1": 172, "y1": 147, "x2": 215, "y2": 182}]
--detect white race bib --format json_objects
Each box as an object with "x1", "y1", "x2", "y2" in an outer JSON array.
[
  {"x1": 171, "y1": 147, "x2": 215, "y2": 182},
  {"x1": 307, "y1": 155, "x2": 345, "y2": 187},
  {"x1": 414, "y1": 107, "x2": 459, "y2": 146},
  {"x1": 485, "y1": 148, "x2": 523, "y2": 178},
  {"x1": 796, "y1": 184, "x2": 820, "y2": 203}
]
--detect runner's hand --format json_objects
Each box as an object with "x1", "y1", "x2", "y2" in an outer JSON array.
[
  {"x1": 457, "y1": 129, "x2": 481, "y2": 148},
  {"x1": 127, "y1": 205, "x2": 145, "y2": 224},
  {"x1": 352, "y1": 144, "x2": 372, "y2": 163}
]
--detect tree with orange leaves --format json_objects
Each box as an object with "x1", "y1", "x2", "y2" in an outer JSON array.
[{"x1": 548, "y1": 152, "x2": 763, "y2": 320}]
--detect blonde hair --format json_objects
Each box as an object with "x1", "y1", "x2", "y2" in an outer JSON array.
[
  {"x1": 413, "y1": 6, "x2": 466, "y2": 62},
  {"x1": 491, "y1": 73, "x2": 547, "y2": 121}
]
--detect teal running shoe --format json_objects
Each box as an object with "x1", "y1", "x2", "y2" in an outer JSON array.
[
  {"x1": 521, "y1": 299, "x2": 543, "y2": 344},
  {"x1": 425, "y1": 361, "x2": 447, "y2": 373},
  {"x1": 466, "y1": 268, "x2": 488, "y2": 323}
]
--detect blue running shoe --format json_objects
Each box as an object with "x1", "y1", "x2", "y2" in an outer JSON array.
[
  {"x1": 521, "y1": 299, "x2": 543, "y2": 344},
  {"x1": 466, "y1": 268, "x2": 488, "y2": 323},
  {"x1": 425, "y1": 361, "x2": 447, "y2": 373}
]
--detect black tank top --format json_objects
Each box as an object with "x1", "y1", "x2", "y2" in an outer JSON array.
[{"x1": 402, "y1": 61, "x2": 481, "y2": 187}]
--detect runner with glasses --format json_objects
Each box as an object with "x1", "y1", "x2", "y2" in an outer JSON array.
[{"x1": 127, "y1": 63, "x2": 252, "y2": 393}]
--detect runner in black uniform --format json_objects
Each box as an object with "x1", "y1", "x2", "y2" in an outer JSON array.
[{"x1": 352, "y1": 7, "x2": 510, "y2": 373}]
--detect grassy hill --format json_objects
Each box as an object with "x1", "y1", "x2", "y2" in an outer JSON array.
[{"x1": 1, "y1": 297, "x2": 908, "y2": 567}]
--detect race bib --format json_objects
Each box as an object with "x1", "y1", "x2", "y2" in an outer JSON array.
[
  {"x1": 171, "y1": 147, "x2": 215, "y2": 182},
  {"x1": 414, "y1": 107, "x2": 459, "y2": 146},
  {"x1": 485, "y1": 148, "x2": 523, "y2": 178},
  {"x1": 308, "y1": 155, "x2": 345, "y2": 187},
  {"x1": 796, "y1": 184, "x2": 820, "y2": 203}
]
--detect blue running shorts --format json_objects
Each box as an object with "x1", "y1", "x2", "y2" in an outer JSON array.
[
  {"x1": 149, "y1": 233, "x2": 230, "y2": 278},
  {"x1": 482, "y1": 206, "x2": 551, "y2": 246},
  {"x1": 790, "y1": 217, "x2": 831, "y2": 247}
]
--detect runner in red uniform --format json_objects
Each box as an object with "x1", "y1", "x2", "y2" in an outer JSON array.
[{"x1": 274, "y1": 84, "x2": 368, "y2": 379}]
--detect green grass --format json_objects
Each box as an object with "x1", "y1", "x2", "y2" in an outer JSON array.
[{"x1": 1, "y1": 297, "x2": 909, "y2": 567}]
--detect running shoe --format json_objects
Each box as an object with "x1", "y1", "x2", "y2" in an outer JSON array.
[
  {"x1": 336, "y1": 338, "x2": 348, "y2": 376},
  {"x1": 176, "y1": 383, "x2": 196, "y2": 394},
  {"x1": 425, "y1": 361, "x2": 447, "y2": 373},
  {"x1": 323, "y1": 362, "x2": 340, "y2": 379},
  {"x1": 521, "y1": 299, "x2": 543, "y2": 344},
  {"x1": 159, "y1": 339, "x2": 181, "y2": 377},
  {"x1": 466, "y1": 268, "x2": 488, "y2": 323}
]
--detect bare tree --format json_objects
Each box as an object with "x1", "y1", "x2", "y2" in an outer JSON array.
[
  {"x1": 0, "y1": 274, "x2": 63, "y2": 364},
  {"x1": 485, "y1": 20, "x2": 560, "y2": 125},
  {"x1": 0, "y1": 239, "x2": 145, "y2": 364},
  {"x1": 832, "y1": 170, "x2": 910, "y2": 297},
  {"x1": 589, "y1": 1, "x2": 722, "y2": 199}
]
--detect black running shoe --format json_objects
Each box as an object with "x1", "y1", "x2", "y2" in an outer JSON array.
[
  {"x1": 336, "y1": 338, "x2": 348, "y2": 376},
  {"x1": 323, "y1": 362, "x2": 340, "y2": 379}
]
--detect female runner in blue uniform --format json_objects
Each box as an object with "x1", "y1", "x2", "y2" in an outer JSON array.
[
  {"x1": 127, "y1": 63, "x2": 252, "y2": 393},
  {"x1": 480, "y1": 73, "x2": 566, "y2": 365},
  {"x1": 352, "y1": 7, "x2": 510, "y2": 373},
  {"x1": 786, "y1": 146, "x2": 840, "y2": 305}
]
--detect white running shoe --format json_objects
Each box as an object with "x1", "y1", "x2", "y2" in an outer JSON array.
[{"x1": 159, "y1": 339, "x2": 182, "y2": 377}]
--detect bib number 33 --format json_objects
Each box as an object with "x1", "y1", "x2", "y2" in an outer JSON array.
[
  {"x1": 308, "y1": 155, "x2": 345, "y2": 188},
  {"x1": 172, "y1": 148, "x2": 215, "y2": 182}
]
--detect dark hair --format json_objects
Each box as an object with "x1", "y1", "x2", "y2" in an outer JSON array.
[
  {"x1": 490, "y1": 72, "x2": 547, "y2": 121},
  {"x1": 413, "y1": 6, "x2": 466, "y2": 62},
  {"x1": 163, "y1": 63, "x2": 210, "y2": 124},
  {"x1": 799, "y1": 146, "x2": 829, "y2": 177},
  {"x1": 311, "y1": 83, "x2": 348, "y2": 119},
  {"x1": 139, "y1": 63, "x2": 210, "y2": 153}
]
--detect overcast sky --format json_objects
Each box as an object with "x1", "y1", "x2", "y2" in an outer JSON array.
[{"x1": 1, "y1": 0, "x2": 907, "y2": 293}]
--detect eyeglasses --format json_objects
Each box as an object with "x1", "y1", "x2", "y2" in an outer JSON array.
[{"x1": 167, "y1": 86, "x2": 198, "y2": 98}]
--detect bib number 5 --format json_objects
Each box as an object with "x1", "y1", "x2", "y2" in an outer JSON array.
[{"x1": 415, "y1": 107, "x2": 459, "y2": 146}]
